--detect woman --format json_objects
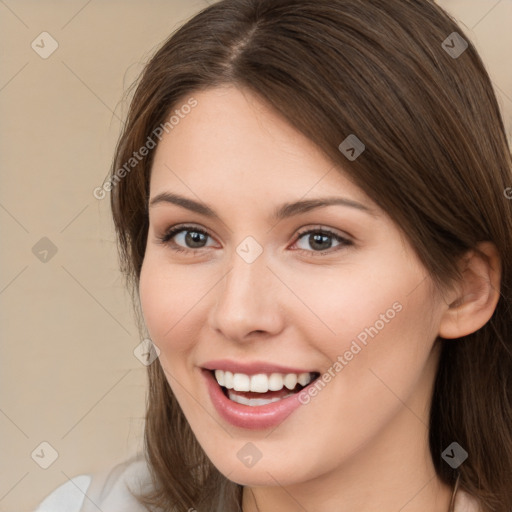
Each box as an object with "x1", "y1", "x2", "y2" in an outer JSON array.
[{"x1": 35, "y1": 0, "x2": 512, "y2": 511}]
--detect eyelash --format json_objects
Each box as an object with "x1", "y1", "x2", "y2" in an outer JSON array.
[{"x1": 157, "y1": 224, "x2": 353, "y2": 257}]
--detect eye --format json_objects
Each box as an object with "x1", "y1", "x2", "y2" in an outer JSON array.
[
  {"x1": 157, "y1": 224, "x2": 216, "y2": 255},
  {"x1": 292, "y1": 227, "x2": 353, "y2": 255},
  {"x1": 157, "y1": 224, "x2": 353, "y2": 257}
]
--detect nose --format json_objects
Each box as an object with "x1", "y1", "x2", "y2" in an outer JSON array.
[{"x1": 208, "y1": 247, "x2": 285, "y2": 343}]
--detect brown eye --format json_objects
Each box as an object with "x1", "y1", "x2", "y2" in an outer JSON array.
[
  {"x1": 293, "y1": 228, "x2": 353, "y2": 255},
  {"x1": 159, "y1": 225, "x2": 215, "y2": 254}
]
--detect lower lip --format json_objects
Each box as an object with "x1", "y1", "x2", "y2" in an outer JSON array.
[{"x1": 202, "y1": 369, "x2": 308, "y2": 430}]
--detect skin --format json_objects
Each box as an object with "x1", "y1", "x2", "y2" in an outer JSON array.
[{"x1": 139, "y1": 86, "x2": 501, "y2": 512}]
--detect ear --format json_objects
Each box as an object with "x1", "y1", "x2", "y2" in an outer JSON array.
[{"x1": 438, "y1": 241, "x2": 502, "y2": 339}]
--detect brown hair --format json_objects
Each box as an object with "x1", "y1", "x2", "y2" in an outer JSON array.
[{"x1": 109, "y1": 1, "x2": 512, "y2": 510}]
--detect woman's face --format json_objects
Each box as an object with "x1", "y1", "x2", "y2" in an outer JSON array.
[{"x1": 139, "y1": 86, "x2": 447, "y2": 488}]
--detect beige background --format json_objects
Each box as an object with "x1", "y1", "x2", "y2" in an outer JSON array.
[{"x1": 0, "y1": 1, "x2": 510, "y2": 510}]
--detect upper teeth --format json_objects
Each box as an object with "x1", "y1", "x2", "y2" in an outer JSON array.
[{"x1": 214, "y1": 370, "x2": 314, "y2": 393}]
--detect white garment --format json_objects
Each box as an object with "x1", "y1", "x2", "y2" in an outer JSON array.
[
  {"x1": 35, "y1": 455, "x2": 482, "y2": 512},
  {"x1": 34, "y1": 455, "x2": 150, "y2": 512}
]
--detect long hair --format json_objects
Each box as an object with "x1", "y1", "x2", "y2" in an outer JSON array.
[{"x1": 109, "y1": 1, "x2": 512, "y2": 510}]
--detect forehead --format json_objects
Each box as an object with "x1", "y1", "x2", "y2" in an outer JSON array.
[{"x1": 149, "y1": 86, "x2": 372, "y2": 209}]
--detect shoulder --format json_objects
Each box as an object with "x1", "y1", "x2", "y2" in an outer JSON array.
[
  {"x1": 34, "y1": 454, "x2": 153, "y2": 512},
  {"x1": 33, "y1": 474, "x2": 92, "y2": 512},
  {"x1": 455, "y1": 489, "x2": 483, "y2": 512}
]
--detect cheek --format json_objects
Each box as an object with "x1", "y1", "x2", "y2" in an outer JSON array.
[
  {"x1": 138, "y1": 257, "x2": 203, "y2": 354},
  {"x1": 290, "y1": 261, "x2": 435, "y2": 370}
]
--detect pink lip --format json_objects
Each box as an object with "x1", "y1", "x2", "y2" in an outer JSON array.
[
  {"x1": 201, "y1": 368, "x2": 314, "y2": 430},
  {"x1": 201, "y1": 359, "x2": 315, "y2": 375}
]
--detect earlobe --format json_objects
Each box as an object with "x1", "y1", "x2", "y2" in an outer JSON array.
[{"x1": 438, "y1": 242, "x2": 502, "y2": 339}]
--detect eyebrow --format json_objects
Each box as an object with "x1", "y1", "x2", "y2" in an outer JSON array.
[{"x1": 149, "y1": 192, "x2": 378, "y2": 221}]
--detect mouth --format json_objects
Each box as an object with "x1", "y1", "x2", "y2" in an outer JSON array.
[
  {"x1": 201, "y1": 362, "x2": 323, "y2": 429},
  {"x1": 209, "y1": 369, "x2": 321, "y2": 407}
]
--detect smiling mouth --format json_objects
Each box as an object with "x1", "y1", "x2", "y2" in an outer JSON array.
[{"x1": 210, "y1": 369, "x2": 321, "y2": 406}]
